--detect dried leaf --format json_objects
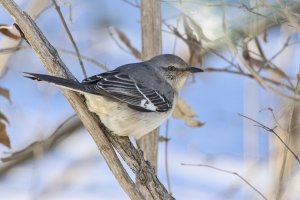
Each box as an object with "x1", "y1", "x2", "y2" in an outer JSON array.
[
  {"x1": 177, "y1": 98, "x2": 197, "y2": 117},
  {"x1": 184, "y1": 117, "x2": 205, "y2": 128},
  {"x1": 242, "y1": 46, "x2": 251, "y2": 61},
  {"x1": 183, "y1": 16, "x2": 211, "y2": 42},
  {"x1": 115, "y1": 28, "x2": 141, "y2": 60},
  {"x1": 263, "y1": 30, "x2": 268, "y2": 43},
  {"x1": 0, "y1": 111, "x2": 9, "y2": 124},
  {"x1": 173, "y1": 98, "x2": 204, "y2": 128},
  {"x1": 0, "y1": 121, "x2": 11, "y2": 149},
  {"x1": 0, "y1": 24, "x2": 20, "y2": 40},
  {"x1": 0, "y1": 87, "x2": 11, "y2": 103}
]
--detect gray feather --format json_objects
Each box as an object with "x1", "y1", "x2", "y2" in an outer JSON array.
[{"x1": 23, "y1": 73, "x2": 87, "y2": 93}]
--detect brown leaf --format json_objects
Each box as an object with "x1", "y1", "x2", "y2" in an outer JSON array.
[
  {"x1": 0, "y1": 24, "x2": 20, "y2": 40},
  {"x1": 263, "y1": 30, "x2": 268, "y2": 43},
  {"x1": 242, "y1": 46, "x2": 251, "y2": 61},
  {"x1": 0, "y1": 111, "x2": 9, "y2": 124},
  {"x1": 173, "y1": 98, "x2": 204, "y2": 128},
  {"x1": 176, "y1": 98, "x2": 197, "y2": 117},
  {"x1": 0, "y1": 121, "x2": 11, "y2": 149},
  {"x1": 115, "y1": 28, "x2": 141, "y2": 60},
  {"x1": 0, "y1": 87, "x2": 11, "y2": 103},
  {"x1": 184, "y1": 117, "x2": 205, "y2": 128}
]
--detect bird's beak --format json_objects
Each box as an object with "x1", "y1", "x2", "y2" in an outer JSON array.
[{"x1": 187, "y1": 67, "x2": 204, "y2": 73}]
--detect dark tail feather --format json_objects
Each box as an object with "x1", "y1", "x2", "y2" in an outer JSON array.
[{"x1": 23, "y1": 72, "x2": 86, "y2": 93}]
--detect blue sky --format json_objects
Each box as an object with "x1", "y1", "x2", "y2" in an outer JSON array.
[{"x1": 1, "y1": 0, "x2": 299, "y2": 199}]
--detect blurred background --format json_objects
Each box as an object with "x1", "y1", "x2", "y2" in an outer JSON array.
[{"x1": 0, "y1": 0, "x2": 300, "y2": 199}]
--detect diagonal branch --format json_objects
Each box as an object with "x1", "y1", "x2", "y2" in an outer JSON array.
[
  {"x1": 238, "y1": 113, "x2": 300, "y2": 165},
  {"x1": 51, "y1": 0, "x2": 87, "y2": 78},
  {"x1": 3, "y1": 6, "x2": 142, "y2": 200},
  {"x1": 0, "y1": 116, "x2": 82, "y2": 176},
  {"x1": 0, "y1": 0, "x2": 174, "y2": 199},
  {"x1": 181, "y1": 163, "x2": 268, "y2": 200}
]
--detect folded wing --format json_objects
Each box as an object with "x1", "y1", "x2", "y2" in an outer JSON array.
[{"x1": 82, "y1": 71, "x2": 171, "y2": 112}]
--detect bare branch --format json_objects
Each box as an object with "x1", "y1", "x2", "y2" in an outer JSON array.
[
  {"x1": 0, "y1": 116, "x2": 82, "y2": 176},
  {"x1": 136, "y1": 1, "x2": 163, "y2": 199},
  {"x1": 238, "y1": 113, "x2": 300, "y2": 165},
  {"x1": 114, "y1": 27, "x2": 142, "y2": 60},
  {"x1": 164, "y1": 120, "x2": 172, "y2": 194},
  {"x1": 0, "y1": 1, "x2": 174, "y2": 199},
  {"x1": 0, "y1": 46, "x2": 109, "y2": 71},
  {"x1": 181, "y1": 163, "x2": 268, "y2": 200},
  {"x1": 0, "y1": 1, "x2": 141, "y2": 199},
  {"x1": 51, "y1": 0, "x2": 87, "y2": 78},
  {"x1": 1, "y1": 114, "x2": 78, "y2": 163},
  {"x1": 232, "y1": 46, "x2": 300, "y2": 101},
  {"x1": 277, "y1": 0, "x2": 300, "y2": 35},
  {"x1": 57, "y1": 48, "x2": 109, "y2": 71},
  {"x1": 108, "y1": 27, "x2": 138, "y2": 58},
  {"x1": 121, "y1": 0, "x2": 140, "y2": 8},
  {"x1": 205, "y1": 67, "x2": 294, "y2": 92}
]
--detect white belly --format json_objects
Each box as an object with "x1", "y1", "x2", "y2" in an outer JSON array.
[{"x1": 84, "y1": 94, "x2": 174, "y2": 139}]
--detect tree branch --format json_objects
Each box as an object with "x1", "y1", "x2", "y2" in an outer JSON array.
[
  {"x1": 51, "y1": 0, "x2": 87, "y2": 78},
  {"x1": 0, "y1": 116, "x2": 82, "y2": 176},
  {"x1": 238, "y1": 113, "x2": 300, "y2": 165},
  {"x1": 0, "y1": 0, "x2": 174, "y2": 199},
  {"x1": 181, "y1": 163, "x2": 268, "y2": 200},
  {"x1": 137, "y1": 0, "x2": 162, "y2": 199},
  {"x1": 2, "y1": 5, "x2": 141, "y2": 200}
]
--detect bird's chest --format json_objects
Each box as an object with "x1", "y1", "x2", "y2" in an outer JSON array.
[{"x1": 84, "y1": 94, "x2": 173, "y2": 139}]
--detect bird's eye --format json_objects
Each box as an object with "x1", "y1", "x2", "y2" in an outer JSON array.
[{"x1": 167, "y1": 65, "x2": 176, "y2": 71}]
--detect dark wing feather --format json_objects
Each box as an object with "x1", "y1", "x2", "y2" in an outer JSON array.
[{"x1": 82, "y1": 71, "x2": 171, "y2": 112}]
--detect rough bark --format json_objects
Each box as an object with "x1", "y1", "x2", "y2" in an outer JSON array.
[
  {"x1": 0, "y1": 0, "x2": 174, "y2": 199},
  {"x1": 138, "y1": 0, "x2": 162, "y2": 172},
  {"x1": 137, "y1": 1, "x2": 162, "y2": 199}
]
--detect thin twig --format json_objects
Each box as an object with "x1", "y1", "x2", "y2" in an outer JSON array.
[
  {"x1": 34, "y1": 3, "x2": 54, "y2": 19},
  {"x1": 114, "y1": 27, "x2": 141, "y2": 60},
  {"x1": 108, "y1": 27, "x2": 141, "y2": 60},
  {"x1": 121, "y1": 0, "x2": 140, "y2": 8},
  {"x1": 238, "y1": 113, "x2": 300, "y2": 165},
  {"x1": 232, "y1": 46, "x2": 300, "y2": 101},
  {"x1": 1, "y1": 114, "x2": 78, "y2": 162},
  {"x1": 277, "y1": 0, "x2": 300, "y2": 34},
  {"x1": 57, "y1": 48, "x2": 109, "y2": 71},
  {"x1": 1, "y1": 1, "x2": 142, "y2": 198},
  {"x1": 269, "y1": 37, "x2": 291, "y2": 62},
  {"x1": 245, "y1": 38, "x2": 295, "y2": 90},
  {"x1": 51, "y1": 0, "x2": 87, "y2": 78},
  {"x1": 1, "y1": 1, "x2": 174, "y2": 199},
  {"x1": 205, "y1": 67, "x2": 294, "y2": 91},
  {"x1": 171, "y1": 18, "x2": 180, "y2": 54},
  {"x1": 259, "y1": 107, "x2": 285, "y2": 131},
  {"x1": 164, "y1": 120, "x2": 172, "y2": 194},
  {"x1": 181, "y1": 163, "x2": 268, "y2": 200},
  {"x1": 0, "y1": 46, "x2": 109, "y2": 71}
]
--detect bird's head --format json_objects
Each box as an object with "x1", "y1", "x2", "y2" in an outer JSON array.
[{"x1": 147, "y1": 54, "x2": 203, "y2": 92}]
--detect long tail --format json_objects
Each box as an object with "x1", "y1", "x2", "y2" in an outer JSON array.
[{"x1": 24, "y1": 72, "x2": 86, "y2": 93}]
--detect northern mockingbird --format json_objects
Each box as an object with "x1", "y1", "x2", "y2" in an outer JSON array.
[{"x1": 25, "y1": 54, "x2": 203, "y2": 139}]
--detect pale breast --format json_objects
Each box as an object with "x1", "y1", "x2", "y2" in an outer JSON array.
[{"x1": 84, "y1": 94, "x2": 174, "y2": 139}]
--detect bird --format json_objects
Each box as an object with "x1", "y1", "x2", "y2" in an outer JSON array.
[{"x1": 25, "y1": 54, "x2": 203, "y2": 139}]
